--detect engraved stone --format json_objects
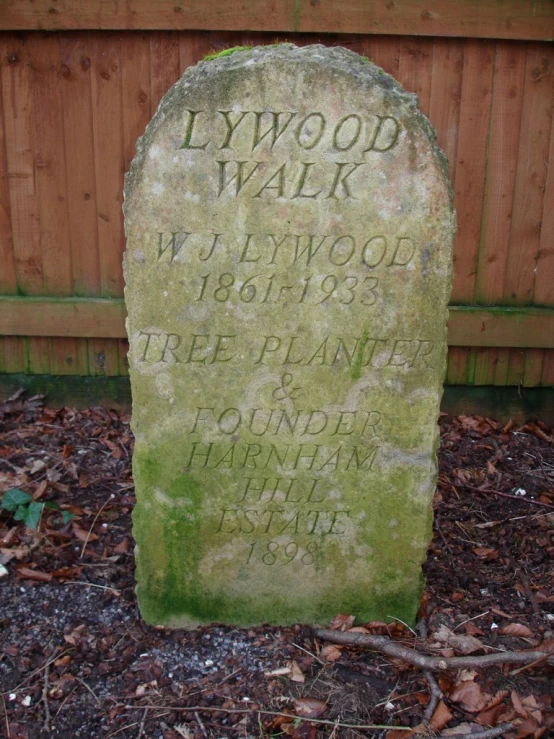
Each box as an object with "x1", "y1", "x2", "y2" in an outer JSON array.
[{"x1": 123, "y1": 45, "x2": 455, "y2": 627}]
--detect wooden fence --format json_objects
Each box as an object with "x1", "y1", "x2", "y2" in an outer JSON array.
[{"x1": 0, "y1": 1, "x2": 553, "y2": 406}]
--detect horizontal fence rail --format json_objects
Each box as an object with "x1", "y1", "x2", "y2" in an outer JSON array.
[
  {"x1": 2, "y1": 297, "x2": 554, "y2": 349},
  {"x1": 1, "y1": 0, "x2": 554, "y2": 40}
]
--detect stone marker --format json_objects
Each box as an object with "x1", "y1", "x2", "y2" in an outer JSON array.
[{"x1": 123, "y1": 45, "x2": 455, "y2": 628}]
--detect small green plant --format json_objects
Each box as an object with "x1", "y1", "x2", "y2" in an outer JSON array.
[
  {"x1": 203, "y1": 45, "x2": 252, "y2": 62},
  {"x1": 1, "y1": 488, "x2": 73, "y2": 530}
]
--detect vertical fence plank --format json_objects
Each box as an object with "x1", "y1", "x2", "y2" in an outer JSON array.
[
  {"x1": 506, "y1": 349, "x2": 526, "y2": 386},
  {"x1": 0, "y1": 36, "x2": 43, "y2": 295},
  {"x1": 150, "y1": 31, "x2": 180, "y2": 112},
  {"x1": 473, "y1": 348, "x2": 499, "y2": 384},
  {"x1": 49, "y1": 337, "x2": 89, "y2": 375},
  {"x1": 32, "y1": 34, "x2": 73, "y2": 296},
  {"x1": 398, "y1": 39, "x2": 433, "y2": 116},
  {"x1": 475, "y1": 42, "x2": 526, "y2": 305},
  {"x1": 523, "y1": 349, "x2": 544, "y2": 386},
  {"x1": 121, "y1": 33, "x2": 151, "y2": 173},
  {"x1": 533, "y1": 83, "x2": 554, "y2": 308},
  {"x1": 0, "y1": 35, "x2": 16, "y2": 295},
  {"x1": 503, "y1": 43, "x2": 553, "y2": 306},
  {"x1": 179, "y1": 30, "x2": 212, "y2": 73},
  {"x1": 429, "y1": 38, "x2": 464, "y2": 186},
  {"x1": 2, "y1": 337, "x2": 27, "y2": 373},
  {"x1": 87, "y1": 339, "x2": 120, "y2": 376},
  {"x1": 446, "y1": 348, "x2": 471, "y2": 384},
  {"x1": 118, "y1": 338, "x2": 129, "y2": 375},
  {"x1": 369, "y1": 35, "x2": 402, "y2": 78},
  {"x1": 451, "y1": 39, "x2": 495, "y2": 304},
  {"x1": 493, "y1": 349, "x2": 510, "y2": 385},
  {"x1": 91, "y1": 33, "x2": 125, "y2": 297},
  {"x1": 26, "y1": 337, "x2": 50, "y2": 374},
  {"x1": 541, "y1": 351, "x2": 554, "y2": 386},
  {"x1": 60, "y1": 33, "x2": 101, "y2": 297}
]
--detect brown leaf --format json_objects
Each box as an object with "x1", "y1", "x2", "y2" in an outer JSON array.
[
  {"x1": 472, "y1": 547, "x2": 499, "y2": 560},
  {"x1": 282, "y1": 721, "x2": 317, "y2": 739},
  {"x1": 113, "y1": 537, "x2": 130, "y2": 553},
  {"x1": 522, "y1": 695, "x2": 542, "y2": 724},
  {"x1": 329, "y1": 613, "x2": 355, "y2": 631},
  {"x1": 433, "y1": 625, "x2": 484, "y2": 654},
  {"x1": 386, "y1": 731, "x2": 414, "y2": 739},
  {"x1": 51, "y1": 566, "x2": 81, "y2": 581},
  {"x1": 429, "y1": 700, "x2": 453, "y2": 731},
  {"x1": 464, "y1": 623, "x2": 484, "y2": 637},
  {"x1": 293, "y1": 698, "x2": 327, "y2": 719},
  {"x1": 54, "y1": 655, "x2": 72, "y2": 666},
  {"x1": 72, "y1": 524, "x2": 98, "y2": 542},
  {"x1": 450, "y1": 680, "x2": 491, "y2": 713},
  {"x1": 477, "y1": 704, "x2": 507, "y2": 727},
  {"x1": 449, "y1": 634, "x2": 484, "y2": 654},
  {"x1": 32, "y1": 479, "x2": 48, "y2": 501},
  {"x1": 514, "y1": 718, "x2": 543, "y2": 739},
  {"x1": 499, "y1": 623, "x2": 534, "y2": 639},
  {"x1": 17, "y1": 566, "x2": 52, "y2": 582},
  {"x1": 320, "y1": 644, "x2": 342, "y2": 662},
  {"x1": 511, "y1": 691, "x2": 528, "y2": 718},
  {"x1": 288, "y1": 660, "x2": 305, "y2": 683}
]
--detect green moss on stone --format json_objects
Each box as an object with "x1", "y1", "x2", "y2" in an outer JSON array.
[{"x1": 203, "y1": 46, "x2": 253, "y2": 62}]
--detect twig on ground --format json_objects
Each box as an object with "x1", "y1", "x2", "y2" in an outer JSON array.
[
  {"x1": 194, "y1": 710, "x2": 208, "y2": 738},
  {"x1": 509, "y1": 556, "x2": 542, "y2": 622},
  {"x1": 105, "y1": 723, "x2": 139, "y2": 739},
  {"x1": 41, "y1": 664, "x2": 51, "y2": 733},
  {"x1": 80, "y1": 497, "x2": 111, "y2": 558},
  {"x1": 509, "y1": 651, "x2": 553, "y2": 676},
  {"x1": 422, "y1": 670, "x2": 442, "y2": 723},
  {"x1": 5, "y1": 650, "x2": 69, "y2": 694},
  {"x1": 76, "y1": 677, "x2": 102, "y2": 705},
  {"x1": 453, "y1": 611, "x2": 490, "y2": 632},
  {"x1": 0, "y1": 691, "x2": 10, "y2": 739},
  {"x1": 313, "y1": 629, "x2": 554, "y2": 670},
  {"x1": 292, "y1": 641, "x2": 325, "y2": 664},
  {"x1": 442, "y1": 722, "x2": 514, "y2": 739},
  {"x1": 136, "y1": 707, "x2": 148, "y2": 739},
  {"x1": 462, "y1": 485, "x2": 554, "y2": 509},
  {"x1": 122, "y1": 704, "x2": 412, "y2": 731},
  {"x1": 53, "y1": 687, "x2": 77, "y2": 720},
  {"x1": 64, "y1": 581, "x2": 120, "y2": 596}
]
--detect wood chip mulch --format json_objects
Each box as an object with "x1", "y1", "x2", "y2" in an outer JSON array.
[{"x1": 0, "y1": 392, "x2": 553, "y2": 739}]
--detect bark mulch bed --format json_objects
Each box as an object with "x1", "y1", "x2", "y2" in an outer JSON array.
[{"x1": 0, "y1": 392, "x2": 553, "y2": 739}]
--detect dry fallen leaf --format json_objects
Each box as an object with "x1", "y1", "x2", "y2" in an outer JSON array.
[
  {"x1": 288, "y1": 660, "x2": 305, "y2": 683},
  {"x1": 449, "y1": 677, "x2": 491, "y2": 713},
  {"x1": 429, "y1": 700, "x2": 453, "y2": 731},
  {"x1": 293, "y1": 697, "x2": 327, "y2": 718},
  {"x1": 433, "y1": 625, "x2": 484, "y2": 654},
  {"x1": 16, "y1": 566, "x2": 52, "y2": 583},
  {"x1": 72, "y1": 524, "x2": 98, "y2": 543},
  {"x1": 320, "y1": 644, "x2": 342, "y2": 662},
  {"x1": 499, "y1": 623, "x2": 534, "y2": 639},
  {"x1": 329, "y1": 613, "x2": 355, "y2": 631},
  {"x1": 282, "y1": 721, "x2": 317, "y2": 739}
]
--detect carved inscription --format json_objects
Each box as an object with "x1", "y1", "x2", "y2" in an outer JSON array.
[
  {"x1": 181, "y1": 109, "x2": 400, "y2": 154},
  {"x1": 155, "y1": 231, "x2": 416, "y2": 268},
  {"x1": 136, "y1": 330, "x2": 436, "y2": 370},
  {"x1": 179, "y1": 110, "x2": 401, "y2": 200}
]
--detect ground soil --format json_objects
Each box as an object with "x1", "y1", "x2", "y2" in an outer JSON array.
[{"x1": 0, "y1": 394, "x2": 553, "y2": 739}]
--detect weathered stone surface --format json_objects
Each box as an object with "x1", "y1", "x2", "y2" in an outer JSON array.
[{"x1": 123, "y1": 45, "x2": 455, "y2": 627}]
